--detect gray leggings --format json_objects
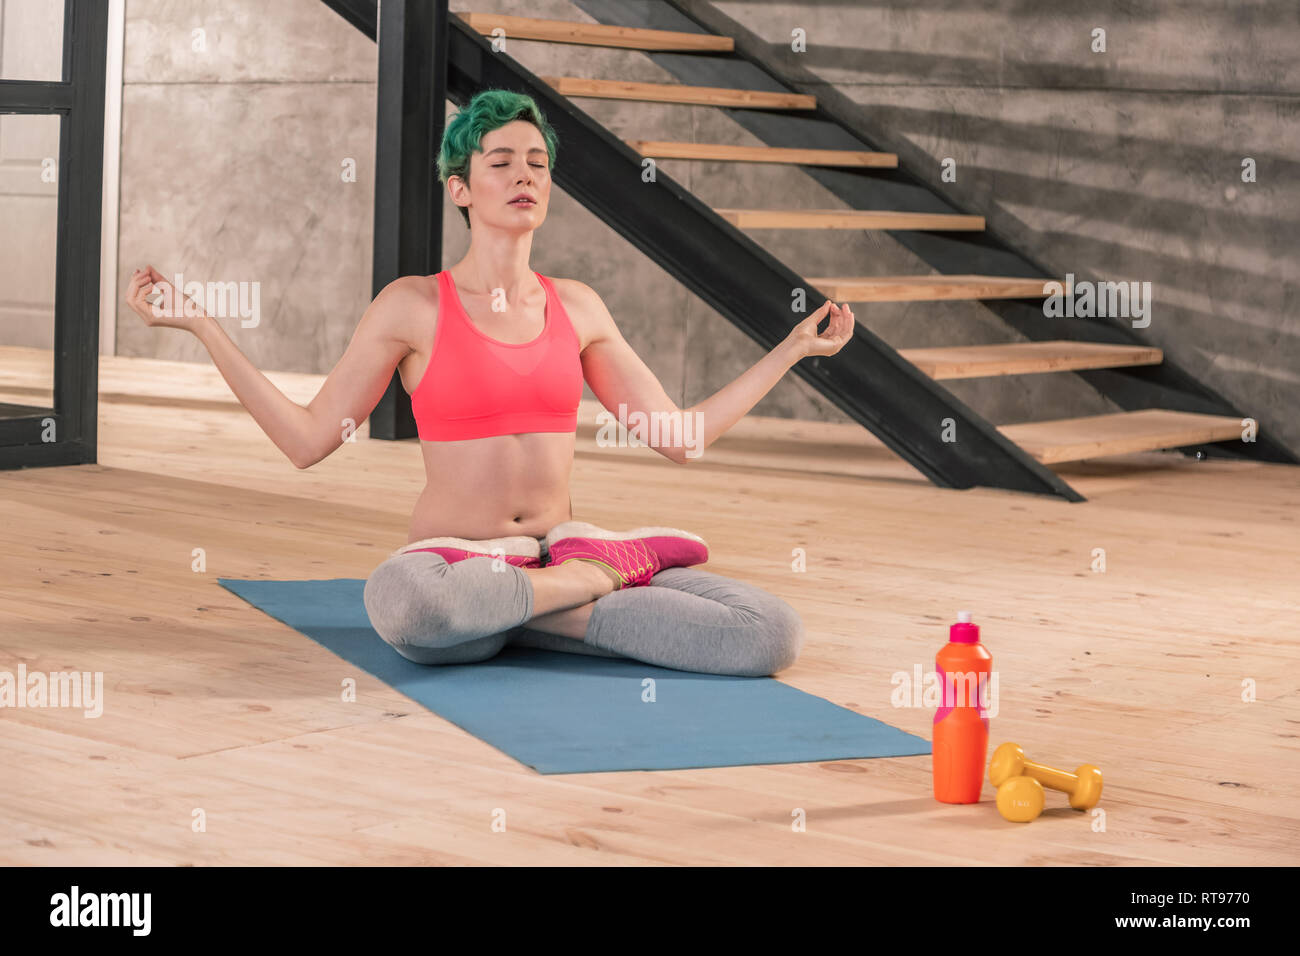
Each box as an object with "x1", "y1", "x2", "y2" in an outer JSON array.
[{"x1": 362, "y1": 548, "x2": 805, "y2": 677}]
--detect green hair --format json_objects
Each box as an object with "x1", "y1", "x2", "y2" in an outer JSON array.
[{"x1": 437, "y1": 89, "x2": 559, "y2": 228}]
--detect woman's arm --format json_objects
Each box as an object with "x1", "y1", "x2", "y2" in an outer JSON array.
[
  {"x1": 685, "y1": 298, "x2": 855, "y2": 458},
  {"x1": 574, "y1": 280, "x2": 854, "y2": 464},
  {"x1": 125, "y1": 265, "x2": 421, "y2": 468}
]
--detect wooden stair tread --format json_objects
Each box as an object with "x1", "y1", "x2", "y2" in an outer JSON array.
[
  {"x1": 899, "y1": 341, "x2": 1163, "y2": 379},
  {"x1": 626, "y1": 140, "x2": 897, "y2": 167},
  {"x1": 808, "y1": 275, "x2": 1066, "y2": 303},
  {"x1": 453, "y1": 12, "x2": 734, "y2": 51},
  {"x1": 715, "y1": 209, "x2": 983, "y2": 230},
  {"x1": 539, "y1": 77, "x2": 815, "y2": 109},
  {"x1": 999, "y1": 409, "x2": 1246, "y2": 464}
]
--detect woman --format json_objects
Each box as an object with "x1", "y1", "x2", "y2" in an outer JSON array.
[{"x1": 126, "y1": 89, "x2": 854, "y2": 677}]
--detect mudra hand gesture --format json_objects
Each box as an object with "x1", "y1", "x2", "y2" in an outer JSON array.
[
  {"x1": 788, "y1": 299, "x2": 855, "y2": 358},
  {"x1": 125, "y1": 265, "x2": 205, "y2": 333}
]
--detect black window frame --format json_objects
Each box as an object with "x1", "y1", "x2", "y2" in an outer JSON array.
[{"x1": 0, "y1": 0, "x2": 108, "y2": 470}]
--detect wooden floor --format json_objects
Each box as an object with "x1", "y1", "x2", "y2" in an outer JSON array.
[{"x1": 2, "y1": 345, "x2": 1298, "y2": 865}]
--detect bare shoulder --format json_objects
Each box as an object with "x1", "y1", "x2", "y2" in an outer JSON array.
[
  {"x1": 374, "y1": 274, "x2": 438, "y2": 311},
  {"x1": 549, "y1": 276, "x2": 600, "y2": 309},
  {"x1": 368, "y1": 274, "x2": 438, "y2": 346},
  {"x1": 549, "y1": 277, "x2": 613, "y2": 348}
]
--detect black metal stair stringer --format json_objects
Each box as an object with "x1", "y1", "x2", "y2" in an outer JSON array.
[{"x1": 317, "y1": 0, "x2": 1086, "y2": 501}]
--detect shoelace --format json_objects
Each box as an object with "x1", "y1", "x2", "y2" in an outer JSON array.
[{"x1": 565, "y1": 536, "x2": 656, "y2": 577}]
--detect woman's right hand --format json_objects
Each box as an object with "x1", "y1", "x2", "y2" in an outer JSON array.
[{"x1": 126, "y1": 265, "x2": 203, "y2": 333}]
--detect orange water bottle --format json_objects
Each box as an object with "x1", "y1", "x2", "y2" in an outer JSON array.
[{"x1": 932, "y1": 610, "x2": 992, "y2": 803}]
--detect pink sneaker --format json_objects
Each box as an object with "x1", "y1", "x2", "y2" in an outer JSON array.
[
  {"x1": 394, "y1": 534, "x2": 542, "y2": 569},
  {"x1": 542, "y1": 520, "x2": 708, "y2": 588}
]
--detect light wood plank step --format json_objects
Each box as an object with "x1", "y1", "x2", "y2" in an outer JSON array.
[
  {"x1": 808, "y1": 275, "x2": 1068, "y2": 303},
  {"x1": 1000, "y1": 409, "x2": 1247, "y2": 464},
  {"x1": 538, "y1": 77, "x2": 815, "y2": 110},
  {"x1": 453, "y1": 12, "x2": 734, "y2": 51},
  {"x1": 899, "y1": 341, "x2": 1163, "y2": 380},
  {"x1": 626, "y1": 140, "x2": 897, "y2": 167},
  {"x1": 716, "y1": 209, "x2": 983, "y2": 230}
]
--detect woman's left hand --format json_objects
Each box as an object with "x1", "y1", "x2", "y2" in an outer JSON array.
[{"x1": 787, "y1": 298, "x2": 855, "y2": 359}]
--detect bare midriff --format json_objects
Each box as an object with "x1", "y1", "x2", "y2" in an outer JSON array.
[{"x1": 408, "y1": 432, "x2": 576, "y2": 543}]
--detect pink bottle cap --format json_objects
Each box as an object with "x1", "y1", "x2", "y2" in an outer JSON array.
[{"x1": 949, "y1": 610, "x2": 979, "y2": 643}]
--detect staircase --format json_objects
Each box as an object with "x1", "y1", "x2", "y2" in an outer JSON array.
[{"x1": 320, "y1": 0, "x2": 1291, "y2": 499}]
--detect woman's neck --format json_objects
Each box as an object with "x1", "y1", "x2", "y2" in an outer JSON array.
[{"x1": 453, "y1": 231, "x2": 536, "y2": 297}]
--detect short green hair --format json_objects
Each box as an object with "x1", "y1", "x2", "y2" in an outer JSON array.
[{"x1": 437, "y1": 89, "x2": 559, "y2": 229}]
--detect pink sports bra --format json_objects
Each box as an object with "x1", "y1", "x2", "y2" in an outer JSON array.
[{"x1": 410, "y1": 270, "x2": 583, "y2": 441}]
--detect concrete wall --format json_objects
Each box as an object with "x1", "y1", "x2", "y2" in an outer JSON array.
[
  {"x1": 115, "y1": 0, "x2": 378, "y2": 376},
  {"x1": 113, "y1": 0, "x2": 1300, "y2": 456}
]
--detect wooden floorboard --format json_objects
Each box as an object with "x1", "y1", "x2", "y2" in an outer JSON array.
[{"x1": 2, "y1": 347, "x2": 1297, "y2": 865}]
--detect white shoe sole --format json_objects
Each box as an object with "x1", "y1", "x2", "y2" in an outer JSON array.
[
  {"x1": 393, "y1": 534, "x2": 541, "y2": 559},
  {"x1": 541, "y1": 520, "x2": 707, "y2": 556}
]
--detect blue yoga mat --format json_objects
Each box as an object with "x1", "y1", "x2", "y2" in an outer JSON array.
[{"x1": 218, "y1": 577, "x2": 931, "y2": 774}]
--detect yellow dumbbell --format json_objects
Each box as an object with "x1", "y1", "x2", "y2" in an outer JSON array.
[
  {"x1": 989, "y1": 742, "x2": 1103, "y2": 822},
  {"x1": 995, "y1": 775, "x2": 1045, "y2": 823}
]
